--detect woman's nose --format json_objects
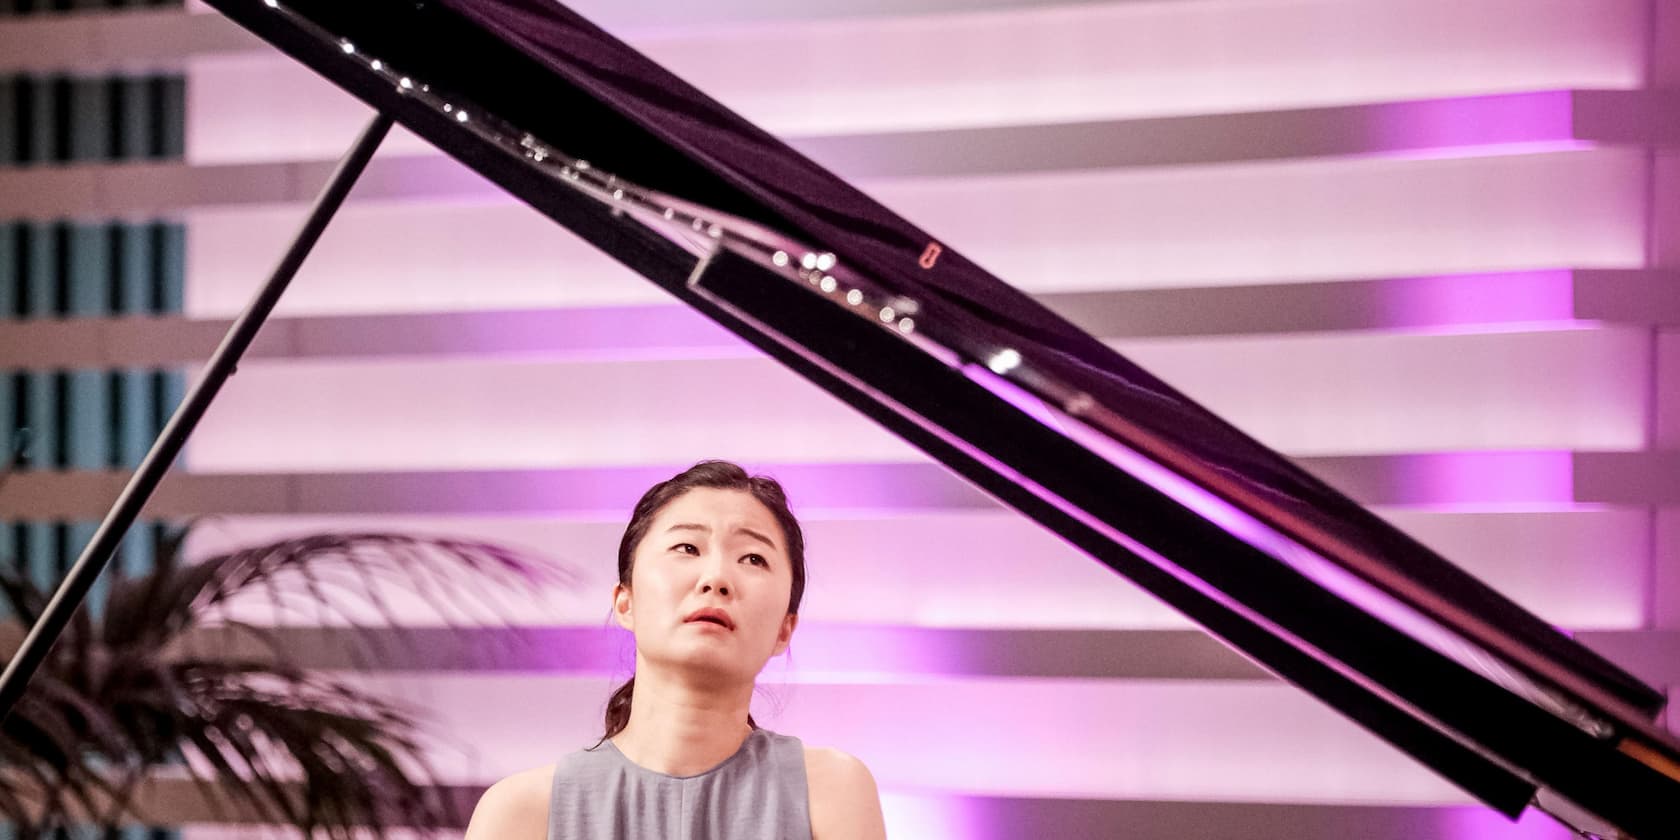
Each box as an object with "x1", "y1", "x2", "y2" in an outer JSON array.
[{"x1": 696, "y1": 554, "x2": 734, "y2": 597}]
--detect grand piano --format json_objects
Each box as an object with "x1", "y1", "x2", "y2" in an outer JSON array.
[{"x1": 173, "y1": 1, "x2": 1680, "y2": 836}]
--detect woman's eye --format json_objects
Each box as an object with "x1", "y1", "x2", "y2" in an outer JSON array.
[
  {"x1": 672, "y1": 543, "x2": 699, "y2": 555},
  {"x1": 742, "y1": 554, "x2": 769, "y2": 568}
]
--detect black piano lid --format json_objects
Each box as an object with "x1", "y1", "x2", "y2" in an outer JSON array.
[{"x1": 200, "y1": 0, "x2": 1680, "y2": 835}]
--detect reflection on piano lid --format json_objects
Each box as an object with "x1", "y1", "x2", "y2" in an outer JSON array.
[{"x1": 200, "y1": 0, "x2": 1680, "y2": 836}]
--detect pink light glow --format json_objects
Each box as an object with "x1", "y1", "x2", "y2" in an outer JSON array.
[
  {"x1": 1443, "y1": 803, "x2": 1576, "y2": 839},
  {"x1": 1366, "y1": 90, "x2": 1575, "y2": 151},
  {"x1": 1388, "y1": 452, "x2": 1576, "y2": 507},
  {"x1": 877, "y1": 793, "x2": 991, "y2": 839},
  {"x1": 1373, "y1": 271, "x2": 1578, "y2": 327}
]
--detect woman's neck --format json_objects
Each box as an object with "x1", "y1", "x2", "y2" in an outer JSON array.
[{"x1": 611, "y1": 665, "x2": 755, "y2": 777}]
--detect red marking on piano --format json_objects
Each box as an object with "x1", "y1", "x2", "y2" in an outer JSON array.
[{"x1": 918, "y1": 242, "x2": 943, "y2": 270}]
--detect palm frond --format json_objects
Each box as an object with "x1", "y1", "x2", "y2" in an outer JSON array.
[{"x1": 2, "y1": 527, "x2": 574, "y2": 838}]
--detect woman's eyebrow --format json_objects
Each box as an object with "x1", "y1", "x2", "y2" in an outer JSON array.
[
  {"x1": 664, "y1": 523, "x2": 778, "y2": 550},
  {"x1": 734, "y1": 527, "x2": 778, "y2": 550}
]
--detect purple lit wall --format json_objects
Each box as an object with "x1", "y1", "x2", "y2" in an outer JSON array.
[{"x1": 7, "y1": 0, "x2": 1676, "y2": 837}]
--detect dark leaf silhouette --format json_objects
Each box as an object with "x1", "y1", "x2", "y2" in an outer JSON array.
[{"x1": 2, "y1": 528, "x2": 572, "y2": 839}]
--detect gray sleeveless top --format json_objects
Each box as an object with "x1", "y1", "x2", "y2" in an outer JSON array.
[{"x1": 546, "y1": 728, "x2": 813, "y2": 840}]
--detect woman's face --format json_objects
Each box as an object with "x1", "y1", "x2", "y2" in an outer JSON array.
[{"x1": 613, "y1": 487, "x2": 798, "y2": 685}]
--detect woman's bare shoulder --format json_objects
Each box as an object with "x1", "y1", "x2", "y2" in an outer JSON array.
[
  {"x1": 802, "y1": 745, "x2": 887, "y2": 840},
  {"x1": 463, "y1": 764, "x2": 555, "y2": 840}
]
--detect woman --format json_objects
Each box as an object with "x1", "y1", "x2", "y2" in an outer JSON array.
[{"x1": 465, "y1": 461, "x2": 888, "y2": 839}]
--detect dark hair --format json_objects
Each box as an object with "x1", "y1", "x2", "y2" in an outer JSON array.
[{"x1": 598, "y1": 460, "x2": 807, "y2": 743}]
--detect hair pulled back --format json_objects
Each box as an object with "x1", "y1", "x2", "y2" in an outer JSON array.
[{"x1": 598, "y1": 460, "x2": 806, "y2": 743}]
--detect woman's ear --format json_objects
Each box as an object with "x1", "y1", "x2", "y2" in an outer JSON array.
[
  {"x1": 612, "y1": 583, "x2": 634, "y2": 631},
  {"x1": 771, "y1": 612, "x2": 798, "y2": 656}
]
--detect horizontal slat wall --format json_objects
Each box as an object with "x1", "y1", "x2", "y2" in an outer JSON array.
[
  {"x1": 21, "y1": 622, "x2": 1675, "y2": 684},
  {"x1": 5, "y1": 271, "x2": 1680, "y2": 366},
  {"x1": 178, "y1": 0, "x2": 1651, "y2": 163},
  {"x1": 10, "y1": 90, "x2": 1680, "y2": 220},
  {"x1": 169, "y1": 149, "x2": 1652, "y2": 317},
  {"x1": 160, "y1": 507, "x2": 1653, "y2": 631},
  {"x1": 0, "y1": 1, "x2": 1675, "y2": 838},
  {"x1": 319, "y1": 673, "x2": 1487, "y2": 804},
  {"x1": 174, "y1": 330, "x2": 1649, "y2": 470}
]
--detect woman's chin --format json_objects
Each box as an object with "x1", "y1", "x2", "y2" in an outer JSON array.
[{"x1": 649, "y1": 647, "x2": 755, "y2": 685}]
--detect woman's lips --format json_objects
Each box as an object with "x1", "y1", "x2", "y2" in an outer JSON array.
[{"x1": 683, "y1": 608, "x2": 735, "y2": 629}]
